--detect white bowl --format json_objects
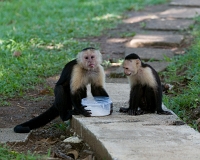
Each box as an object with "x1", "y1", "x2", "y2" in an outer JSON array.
[{"x1": 81, "y1": 97, "x2": 112, "y2": 116}]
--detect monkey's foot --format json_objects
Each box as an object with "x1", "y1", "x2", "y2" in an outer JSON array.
[
  {"x1": 14, "y1": 125, "x2": 31, "y2": 133},
  {"x1": 119, "y1": 107, "x2": 129, "y2": 113},
  {"x1": 157, "y1": 110, "x2": 172, "y2": 115},
  {"x1": 127, "y1": 109, "x2": 137, "y2": 115}
]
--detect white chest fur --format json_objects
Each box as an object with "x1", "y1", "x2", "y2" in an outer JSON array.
[{"x1": 128, "y1": 67, "x2": 157, "y2": 89}]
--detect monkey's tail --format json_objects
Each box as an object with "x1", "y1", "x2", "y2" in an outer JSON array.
[{"x1": 14, "y1": 106, "x2": 59, "y2": 133}]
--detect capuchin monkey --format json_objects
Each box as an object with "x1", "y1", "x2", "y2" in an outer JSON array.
[
  {"x1": 14, "y1": 47, "x2": 110, "y2": 133},
  {"x1": 119, "y1": 53, "x2": 172, "y2": 115}
]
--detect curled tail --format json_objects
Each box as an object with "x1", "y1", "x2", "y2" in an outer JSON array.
[{"x1": 14, "y1": 106, "x2": 59, "y2": 133}]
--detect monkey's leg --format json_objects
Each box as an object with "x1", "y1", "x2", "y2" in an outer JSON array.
[
  {"x1": 128, "y1": 85, "x2": 143, "y2": 115},
  {"x1": 145, "y1": 87, "x2": 172, "y2": 115},
  {"x1": 54, "y1": 85, "x2": 74, "y2": 121},
  {"x1": 91, "y1": 84, "x2": 109, "y2": 97},
  {"x1": 71, "y1": 87, "x2": 91, "y2": 117}
]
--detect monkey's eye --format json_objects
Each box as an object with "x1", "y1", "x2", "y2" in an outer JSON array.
[
  {"x1": 85, "y1": 57, "x2": 88, "y2": 59},
  {"x1": 91, "y1": 56, "x2": 95, "y2": 59}
]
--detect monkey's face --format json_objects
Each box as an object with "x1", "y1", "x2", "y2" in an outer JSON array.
[
  {"x1": 83, "y1": 53, "x2": 97, "y2": 69},
  {"x1": 123, "y1": 59, "x2": 140, "y2": 76},
  {"x1": 77, "y1": 49, "x2": 102, "y2": 71},
  {"x1": 82, "y1": 51, "x2": 98, "y2": 70}
]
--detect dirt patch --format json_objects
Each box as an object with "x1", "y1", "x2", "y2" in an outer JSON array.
[{"x1": 6, "y1": 120, "x2": 94, "y2": 159}]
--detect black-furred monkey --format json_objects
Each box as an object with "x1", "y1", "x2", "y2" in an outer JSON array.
[
  {"x1": 120, "y1": 53, "x2": 171, "y2": 115},
  {"x1": 14, "y1": 47, "x2": 110, "y2": 133}
]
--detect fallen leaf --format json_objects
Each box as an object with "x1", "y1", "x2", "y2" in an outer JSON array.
[
  {"x1": 81, "y1": 155, "x2": 93, "y2": 160},
  {"x1": 63, "y1": 136, "x2": 82, "y2": 143},
  {"x1": 13, "y1": 51, "x2": 21, "y2": 57},
  {"x1": 67, "y1": 150, "x2": 79, "y2": 160},
  {"x1": 54, "y1": 149, "x2": 74, "y2": 160}
]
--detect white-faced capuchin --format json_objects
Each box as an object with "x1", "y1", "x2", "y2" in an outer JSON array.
[
  {"x1": 14, "y1": 47, "x2": 111, "y2": 133},
  {"x1": 119, "y1": 53, "x2": 172, "y2": 115}
]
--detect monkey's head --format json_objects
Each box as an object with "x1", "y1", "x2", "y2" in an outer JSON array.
[
  {"x1": 123, "y1": 53, "x2": 141, "y2": 76},
  {"x1": 77, "y1": 47, "x2": 102, "y2": 70}
]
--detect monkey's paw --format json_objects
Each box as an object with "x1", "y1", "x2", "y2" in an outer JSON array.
[
  {"x1": 157, "y1": 110, "x2": 172, "y2": 115},
  {"x1": 74, "y1": 107, "x2": 92, "y2": 117},
  {"x1": 119, "y1": 107, "x2": 128, "y2": 113},
  {"x1": 82, "y1": 109, "x2": 92, "y2": 117}
]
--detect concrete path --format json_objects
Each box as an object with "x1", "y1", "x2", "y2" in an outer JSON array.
[
  {"x1": 72, "y1": 83, "x2": 200, "y2": 160},
  {"x1": 0, "y1": 128, "x2": 29, "y2": 143}
]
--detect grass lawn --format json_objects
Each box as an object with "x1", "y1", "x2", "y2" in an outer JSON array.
[
  {"x1": 0, "y1": 0, "x2": 167, "y2": 105},
  {"x1": 162, "y1": 17, "x2": 200, "y2": 129}
]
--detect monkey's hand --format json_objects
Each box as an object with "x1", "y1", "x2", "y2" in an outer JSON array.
[
  {"x1": 73, "y1": 106, "x2": 92, "y2": 117},
  {"x1": 119, "y1": 107, "x2": 128, "y2": 113},
  {"x1": 157, "y1": 110, "x2": 172, "y2": 115}
]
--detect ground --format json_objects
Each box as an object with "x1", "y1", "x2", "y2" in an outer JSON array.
[{"x1": 0, "y1": 3, "x2": 197, "y2": 160}]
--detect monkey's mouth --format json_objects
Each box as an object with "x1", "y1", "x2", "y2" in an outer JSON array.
[
  {"x1": 125, "y1": 73, "x2": 131, "y2": 76},
  {"x1": 89, "y1": 64, "x2": 95, "y2": 68}
]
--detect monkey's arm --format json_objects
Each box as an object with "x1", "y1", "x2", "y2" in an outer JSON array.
[
  {"x1": 90, "y1": 65, "x2": 109, "y2": 97},
  {"x1": 129, "y1": 85, "x2": 143, "y2": 115},
  {"x1": 91, "y1": 84, "x2": 113, "y2": 115},
  {"x1": 91, "y1": 84, "x2": 109, "y2": 97},
  {"x1": 71, "y1": 87, "x2": 92, "y2": 116},
  {"x1": 120, "y1": 85, "x2": 142, "y2": 115}
]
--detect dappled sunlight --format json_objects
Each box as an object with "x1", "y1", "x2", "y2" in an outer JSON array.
[
  {"x1": 132, "y1": 35, "x2": 167, "y2": 41},
  {"x1": 123, "y1": 14, "x2": 158, "y2": 24},
  {"x1": 106, "y1": 38, "x2": 128, "y2": 44},
  {"x1": 93, "y1": 13, "x2": 121, "y2": 21},
  {"x1": 39, "y1": 43, "x2": 64, "y2": 50},
  {"x1": 160, "y1": 8, "x2": 200, "y2": 18},
  {"x1": 0, "y1": 39, "x2": 3, "y2": 44},
  {"x1": 125, "y1": 34, "x2": 184, "y2": 48}
]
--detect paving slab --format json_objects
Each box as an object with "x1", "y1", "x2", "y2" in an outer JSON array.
[
  {"x1": 125, "y1": 47, "x2": 174, "y2": 60},
  {"x1": 0, "y1": 128, "x2": 29, "y2": 143},
  {"x1": 72, "y1": 83, "x2": 200, "y2": 160},
  {"x1": 147, "y1": 61, "x2": 170, "y2": 72},
  {"x1": 160, "y1": 7, "x2": 200, "y2": 19},
  {"x1": 145, "y1": 19, "x2": 195, "y2": 31},
  {"x1": 126, "y1": 34, "x2": 184, "y2": 48},
  {"x1": 170, "y1": 0, "x2": 200, "y2": 8}
]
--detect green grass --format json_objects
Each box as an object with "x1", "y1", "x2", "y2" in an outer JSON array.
[
  {"x1": 162, "y1": 17, "x2": 200, "y2": 129},
  {"x1": 0, "y1": 144, "x2": 43, "y2": 160},
  {"x1": 0, "y1": 0, "x2": 168, "y2": 105}
]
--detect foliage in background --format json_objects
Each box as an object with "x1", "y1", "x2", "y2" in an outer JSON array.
[
  {"x1": 0, "y1": 0, "x2": 168, "y2": 104},
  {"x1": 162, "y1": 17, "x2": 200, "y2": 129}
]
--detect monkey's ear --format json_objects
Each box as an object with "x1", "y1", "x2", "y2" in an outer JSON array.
[{"x1": 136, "y1": 59, "x2": 141, "y2": 66}]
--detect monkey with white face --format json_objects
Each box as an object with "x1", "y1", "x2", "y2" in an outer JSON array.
[
  {"x1": 120, "y1": 53, "x2": 172, "y2": 115},
  {"x1": 14, "y1": 47, "x2": 110, "y2": 133}
]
